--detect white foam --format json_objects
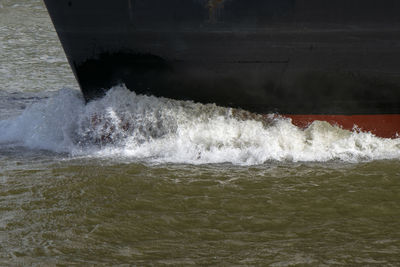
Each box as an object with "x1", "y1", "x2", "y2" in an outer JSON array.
[
  {"x1": 0, "y1": 88, "x2": 84, "y2": 152},
  {"x1": 1, "y1": 86, "x2": 399, "y2": 164}
]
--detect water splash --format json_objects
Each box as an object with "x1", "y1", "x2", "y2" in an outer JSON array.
[{"x1": 1, "y1": 86, "x2": 399, "y2": 164}]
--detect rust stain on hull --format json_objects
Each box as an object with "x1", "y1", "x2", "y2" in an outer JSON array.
[
  {"x1": 207, "y1": 0, "x2": 225, "y2": 22},
  {"x1": 286, "y1": 114, "x2": 400, "y2": 139}
]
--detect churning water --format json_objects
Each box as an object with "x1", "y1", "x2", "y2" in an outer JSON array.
[
  {"x1": 1, "y1": 85, "x2": 400, "y2": 164},
  {"x1": 1, "y1": 0, "x2": 400, "y2": 265}
]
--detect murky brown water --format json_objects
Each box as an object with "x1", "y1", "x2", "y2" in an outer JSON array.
[
  {"x1": 1, "y1": 1, "x2": 400, "y2": 265},
  {"x1": 1, "y1": 158, "x2": 399, "y2": 265}
]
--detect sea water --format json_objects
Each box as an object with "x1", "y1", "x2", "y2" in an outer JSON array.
[{"x1": 1, "y1": 0, "x2": 400, "y2": 265}]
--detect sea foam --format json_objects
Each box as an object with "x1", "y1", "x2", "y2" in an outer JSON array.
[{"x1": 1, "y1": 86, "x2": 399, "y2": 165}]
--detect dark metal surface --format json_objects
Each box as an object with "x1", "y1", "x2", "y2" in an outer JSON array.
[{"x1": 43, "y1": 0, "x2": 400, "y2": 114}]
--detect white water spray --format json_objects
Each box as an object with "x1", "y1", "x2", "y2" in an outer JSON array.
[{"x1": 1, "y1": 86, "x2": 399, "y2": 164}]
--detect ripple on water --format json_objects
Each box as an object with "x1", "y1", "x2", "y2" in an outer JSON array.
[{"x1": 0, "y1": 160, "x2": 399, "y2": 265}]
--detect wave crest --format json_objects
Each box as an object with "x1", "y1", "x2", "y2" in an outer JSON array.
[{"x1": 1, "y1": 86, "x2": 399, "y2": 164}]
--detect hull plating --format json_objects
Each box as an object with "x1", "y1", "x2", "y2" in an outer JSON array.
[{"x1": 43, "y1": 0, "x2": 400, "y2": 137}]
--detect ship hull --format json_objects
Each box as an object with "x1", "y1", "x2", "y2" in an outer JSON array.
[{"x1": 43, "y1": 0, "x2": 400, "y2": 137}]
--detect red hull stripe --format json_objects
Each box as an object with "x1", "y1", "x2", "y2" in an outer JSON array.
[{"x1": 283, "y1": 114, "x2": 400, "y2": 138}]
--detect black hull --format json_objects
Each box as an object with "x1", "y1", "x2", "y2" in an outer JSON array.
[{"x1": 43, "y1": 0, "x2": 400, "y2": 116}]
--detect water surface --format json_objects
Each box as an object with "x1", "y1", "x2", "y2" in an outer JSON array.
[{"x1": 1, "y1": 1, "x2": 400, "y2": 265}]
